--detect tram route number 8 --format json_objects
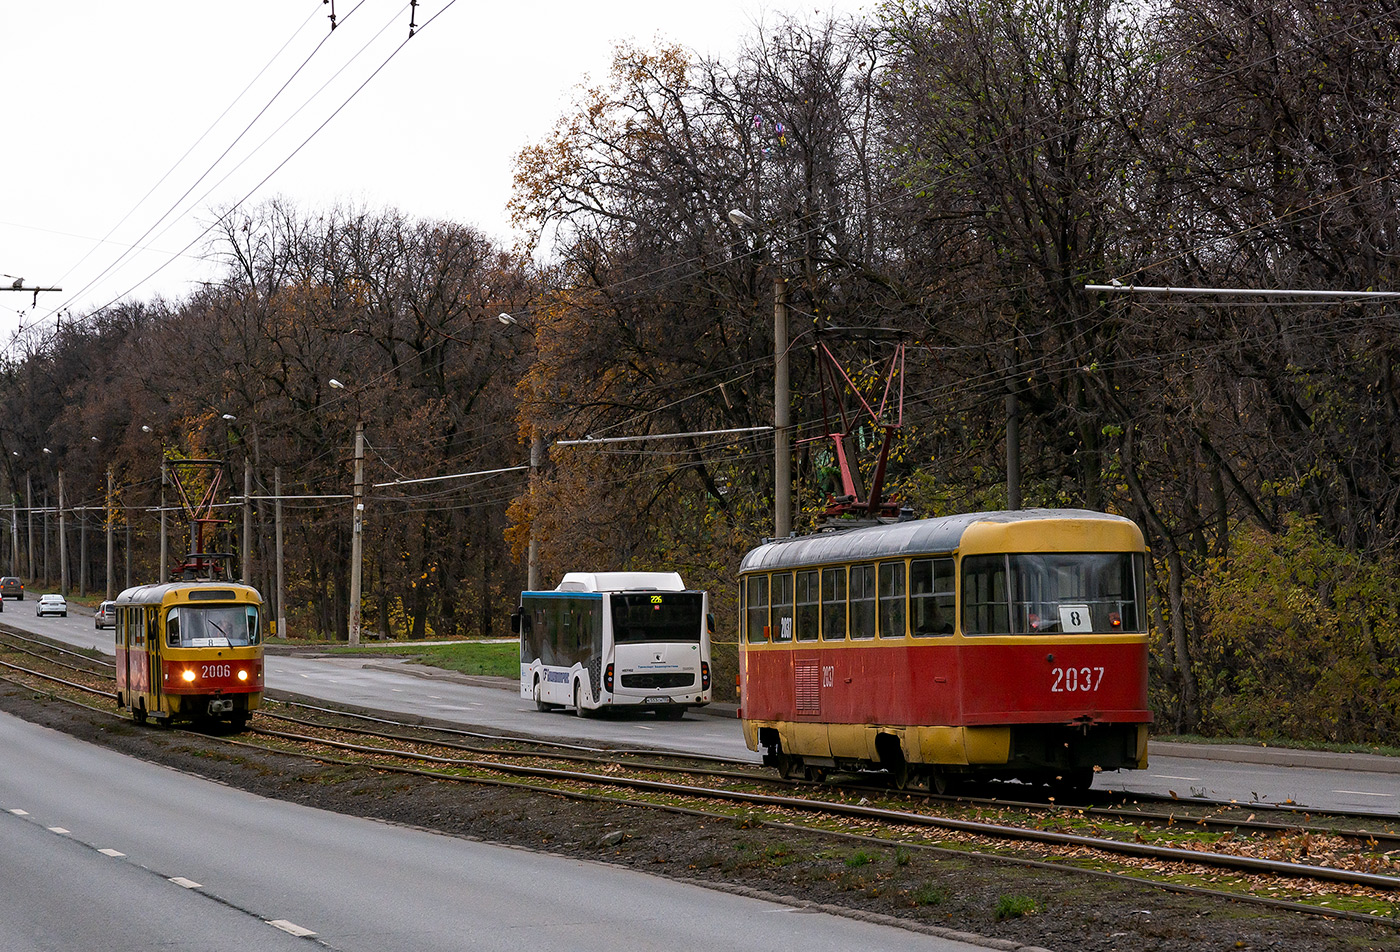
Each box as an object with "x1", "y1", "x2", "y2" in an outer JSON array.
[
  {"x1": 1050, "y1": 666, "x2": 1105, "y2": 693},
  {"x1": 201, "y1": 663, "x2": 232, "y2": 679}
]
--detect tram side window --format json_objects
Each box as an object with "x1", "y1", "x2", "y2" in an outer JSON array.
[
  {"x1": 849, "y1": 563, "x2": 876, "y2": 639},
  {"x1": 821, "y1": 567, "x2": 846, "y2": 641},
  {"x1": 794, "y1": 570, "x2": 819, "y2": 641},
  {"x1": 745, "y1": 575, "x2": 769, "y2": 643},
  {"x1": 771, "y1": 572, "x2": 794, "y2": 642},
  {"x1": 878, "y1": 561, "x2": 906, "y2": 638},
  {"x1": 962, "y1": 555, "x2": 1010, "y2": 634},
  {"x1": 911, "y1": 558, "x2": 955, "y2": 636}
]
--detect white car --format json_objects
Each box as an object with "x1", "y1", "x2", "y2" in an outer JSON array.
[{"x1": 36, "y1": 594, "x2": 67, "y2": 618}]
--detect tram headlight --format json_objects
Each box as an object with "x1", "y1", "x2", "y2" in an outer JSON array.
[
  {"x1": 237, "y1": 669, "x2": 248, "y2": 681},
  {"x1": 182, "y1": 669, "x2": 196, "y2": 682}
]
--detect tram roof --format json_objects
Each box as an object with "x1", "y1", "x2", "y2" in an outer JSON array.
[
  {"x1": 115, "y1": 580, "x2": 262, "y2": 606},
  {"x1": 738, "y1": 509, "x2": 1140, "y2": 573}
]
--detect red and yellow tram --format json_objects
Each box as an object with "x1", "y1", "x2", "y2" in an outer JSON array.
[
  {"x1": 738, "y1": 509, "x2": 1151, "y2": 791},
  {"x1": 114, "y1": 580, "x2": 264, "y2": 729}
]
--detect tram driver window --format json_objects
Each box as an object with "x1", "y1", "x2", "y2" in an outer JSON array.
[{"x1": 911, "y1": 558, "x2": 955, "y2": 636}]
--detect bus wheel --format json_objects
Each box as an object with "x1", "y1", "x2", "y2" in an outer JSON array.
[
  {"x1": 534, "y1": 678, "x2": 556, "y2": 713},
  {"x1": 656, "y1": 706, "x2": 685, "y2": 721},
  {"x1": 573, "y1": 682, "x2": 592, "y2": 718}
]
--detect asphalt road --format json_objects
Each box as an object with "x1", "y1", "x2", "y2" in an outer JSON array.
[
  {"x1": 0, "y1": 711, "x2": 991, "y2": 952},
  {"x1": 11, "y1": 605, "x2": 1399, "y2": 816}
]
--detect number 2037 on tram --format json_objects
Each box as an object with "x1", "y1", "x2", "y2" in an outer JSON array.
[
  {"x1": 738, "y1": 509, "x2": 1151, "y2": 792},
  {"x1": 114, "y1": 581, "x2": 264, "y2": 729}
]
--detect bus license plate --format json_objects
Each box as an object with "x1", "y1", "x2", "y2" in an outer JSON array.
[{"x1": 644, "y1": 695, "x2": 669, "y2": 704}]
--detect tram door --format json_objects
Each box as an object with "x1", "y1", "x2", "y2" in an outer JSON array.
[{"x1": 146, "y1": 608, "x2": 163, "y2": 715}]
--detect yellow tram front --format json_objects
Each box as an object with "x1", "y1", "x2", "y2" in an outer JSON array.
[{"x1": 114, "y1": 581, "x2": 264, "y2": 729}]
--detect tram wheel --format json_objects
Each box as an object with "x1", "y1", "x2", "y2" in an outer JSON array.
[
  {"x1": 1053, "y1": 767, "x2": 1095, "y2": 795},
  {"x1": 133, "y1": 700, "x2": 147, "y2": 726},
  {"x1": 930, "y1": 768, "x2": 957, "y2": 796}
]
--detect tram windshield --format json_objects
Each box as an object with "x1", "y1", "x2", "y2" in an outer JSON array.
[
  {"x1": 166, "y1": 604, "x2": 261, "y2": 648},
  {"x1": 961, "y1": 552, "x2": 1145, "y2": 635},
  {"x1": 610, "y1": 592, "x2": 704, "y2": 643}
]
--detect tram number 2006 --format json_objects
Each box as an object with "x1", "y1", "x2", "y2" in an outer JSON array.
[
  {"x1": 1050, "y1": 666, "x2": 1104, "y2": 693},
  {"x1": 201, "y1": 664, "x2": 232, "y2": 679}
]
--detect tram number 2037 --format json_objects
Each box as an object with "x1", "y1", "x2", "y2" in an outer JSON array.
[
  {"x1": 202, "y1": 663, "x2": 232, "y2": 679},
  {"x1": 1051, "y1": 666, "x2": 1105, "y2": 693}
]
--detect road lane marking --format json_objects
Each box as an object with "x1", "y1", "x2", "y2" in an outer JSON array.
[
  {"x1": 169, "y1": 877, "x2": 202, "y2": 889},
  {"x1": 8, "y1": 809, "x2": 29, "y2": 815},
  {"x1": 48, "y1": 827, "x2": 70, "y2": 834},
  {"x1": 98, "y1": 849, "x2": 125, "y2": 857},
  {"x1": 1334, "y1": 790, "x2": 1394, "y2": 797},
  {"x1": 269, "y1": 919, "x2": 317, "y2": 937},
  {"x1": 1151, "y1": 774, "x2": 1200, "y2": 781}
]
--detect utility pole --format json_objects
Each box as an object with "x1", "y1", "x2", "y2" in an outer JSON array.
[
  {"x1": 106, "y1": 468, "x2": 115, "y2": 600},
  {"x1": 773, "y1": 275, "x2": 791, "y2": 540},
  {"x1": 348, "y1": 421, "x2": 364, "y2": 645},
  {"x1": 78, "y1": 507, "x2": 87, "y2": 596},
  {"x1": 527, "y1": 431, "x2": 542, "y2": 591},
  {"x1": 1006, "y1": 392, "x2": 1021, "y2": 510},
  {"x1": 159, "y1": 460, "x2": 168, "y2": 583},
  {"x1": 242, "y1": 457, "x2": 252, "y2": 582},
  {"x1": 275, "y1": 466, "x2": 286, "y2": 639},
  {"x1": 26, "y1": 475, "x2": 34, "y2": 581}
]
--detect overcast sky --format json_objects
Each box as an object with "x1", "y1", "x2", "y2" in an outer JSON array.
[{"x1": 2, "y1": 0, "x2": 866, "y2": 344}]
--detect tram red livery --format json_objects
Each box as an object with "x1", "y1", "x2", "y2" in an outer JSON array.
[{"x1": 739, "y1": 509, "x2": 1151, "y2": 792}]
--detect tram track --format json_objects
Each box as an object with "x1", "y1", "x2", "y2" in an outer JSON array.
[{"x1": 3, "y1": 628, "x2": 1398, "y2": 927}]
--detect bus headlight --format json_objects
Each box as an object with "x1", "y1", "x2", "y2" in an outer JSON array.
[{"x1": 182, "y1": 669, "x2": 196, "y2": 682}]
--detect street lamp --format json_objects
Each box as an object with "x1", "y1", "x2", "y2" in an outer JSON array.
[
  {"x1": 727, "y1": 209, "x2": 792, "y2": 539},
  {"x1": 329, "y1": 377, "x2": 365, "y2": 646}
]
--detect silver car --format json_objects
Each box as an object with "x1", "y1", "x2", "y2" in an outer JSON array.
[
  {"x1": 36, "y1": 594, "x2": 67, "y2": 617},
  {"x1": 94, "y1": 600, "x2": 116, "y2": 629}
]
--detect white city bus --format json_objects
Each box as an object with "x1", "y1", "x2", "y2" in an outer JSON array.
[{"x1": 513, "y1": 572, "x2": 712, "y2": 718}]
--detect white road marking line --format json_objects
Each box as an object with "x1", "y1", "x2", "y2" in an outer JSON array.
[
  {"x1": 269, "y1": 919, "x2": 317, "y2": 937},
  {"x1": 1150, "y1": 774, "x2": 1200, "y2": 781},
  {"x1": 98, "y1": 849, "x2": 126, "y2": 857},
  {"x1": 1334, "y1": 790, "x2": 1394, "y2": 797},
  {"x1": 428, "y1": 695, "x2": 442, "y2": 700},
  {"x1": 169, "y1": 877, "x2": 202, "y2": 889},
  {"x1": 48, "y1": 827, "x2": 70, "y2": 834},
  {"x1": 8, "y1": 809, "x2": 28, "y2": 815}
]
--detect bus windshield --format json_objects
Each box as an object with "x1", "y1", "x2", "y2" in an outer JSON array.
[
  {"x1": 610, "y1": 592, "x2": 703, "y2": 643},
  {"x1": 166, "y1": 604, "x2": 261, "y2": 648},
  {"x1": 962, "y1": 552, "x2": 1144, "y2": 635}
]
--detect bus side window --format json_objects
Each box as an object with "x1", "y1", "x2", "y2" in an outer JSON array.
[
  {"x1": 911, "y1": 558, "x2": 955, "y2": 636},
  {"x1": 821, "y1": 567, "x2": 846, "y2": 641},
  {"x1": 744, "y1": 575, "x2": 769, "y2": 643},
  {"x1": 850, "y1": 563, "x2": 876, "y2": 639}
]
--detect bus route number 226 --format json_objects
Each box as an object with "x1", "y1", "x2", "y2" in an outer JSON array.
[{"x1": 1050, "y1": 666, "x2": 1104, "y2": 693}]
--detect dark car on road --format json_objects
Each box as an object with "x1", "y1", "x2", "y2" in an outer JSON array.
[{"x1": 0, "y1": 577, "x2": 22, "y2": 601}]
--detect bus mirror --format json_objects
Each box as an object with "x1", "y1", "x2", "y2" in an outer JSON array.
[
  {"x1": 706, "y1": 612, "x2": 716, "y2": 635},
  {"x1": 509, "y1": 609, "x2": 522, "y2": 634}
]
